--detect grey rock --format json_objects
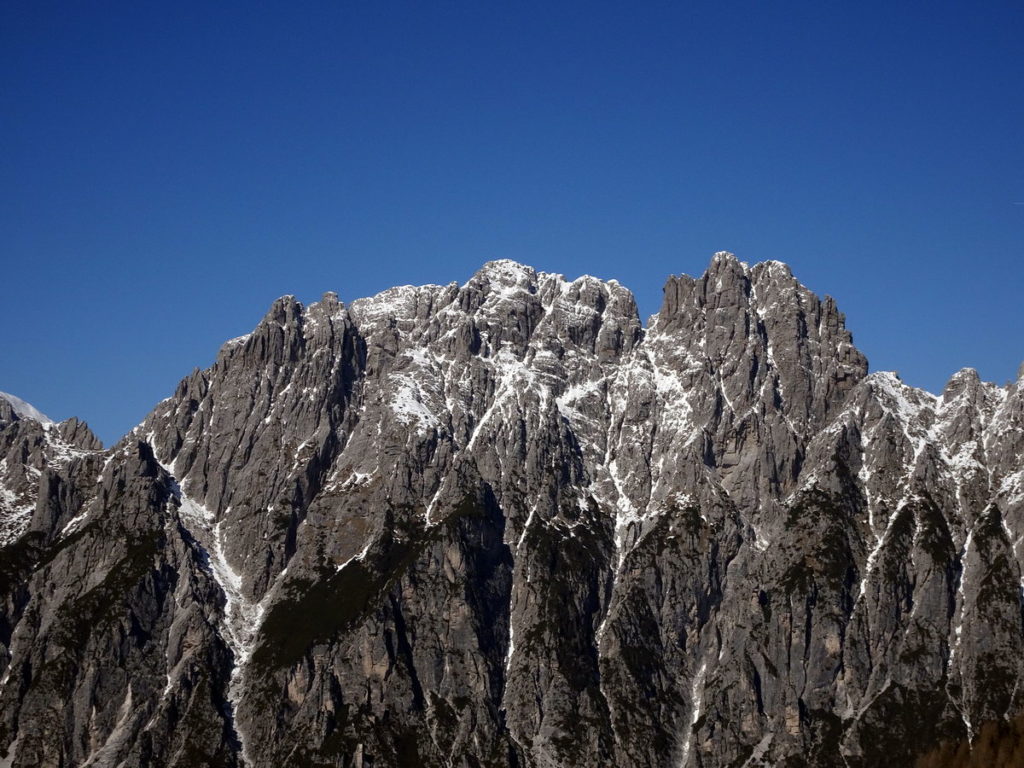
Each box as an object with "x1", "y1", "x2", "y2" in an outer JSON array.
[{"x1": 1, "y1": 254, "x2": 1022, "y2": 767}]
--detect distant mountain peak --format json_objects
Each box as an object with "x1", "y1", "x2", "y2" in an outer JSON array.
[{"x1": 0, "y1": 390, "x2": 53, "y2": 424}]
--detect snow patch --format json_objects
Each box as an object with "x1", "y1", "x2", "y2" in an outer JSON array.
[
  {"x1": 1000, "y1": 470, "x2": 1024, "y2": 507},
  {"x1": 149, "y1": 442, "x2": 262, "y2": 767},
  {"x1": 390, "y1": 377, "x2": 441, "y2": 435},
  {"x1": 335, "y1": 539, "x2": 373, "y2": 572},
  {"x1": 0, "y1": 391, "x2": 53, "y2": 424},
  {"x1": 678, "y1": 661, "x2": 707, "y2": 767}
]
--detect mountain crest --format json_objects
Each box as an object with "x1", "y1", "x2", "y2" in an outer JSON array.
[
  {"x1": 1, "y1": 254, "x2": 1021, "y2": 768},
  {"x1": 0, "y1": 391, "x2": 53, "y2": 425}
]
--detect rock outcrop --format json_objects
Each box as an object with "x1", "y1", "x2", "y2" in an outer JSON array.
[{"x1": 1, "y1": 253, "x2": 1022, "y2": 767}]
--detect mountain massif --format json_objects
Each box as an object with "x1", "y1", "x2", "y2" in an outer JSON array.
[{"x1": 2, "y1": 253, "x2": 1023, "y2": 767}]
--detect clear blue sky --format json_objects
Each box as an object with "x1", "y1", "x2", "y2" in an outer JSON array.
[{"x1": 3, "y1": 1, "x2": 1022, "y2": 445}]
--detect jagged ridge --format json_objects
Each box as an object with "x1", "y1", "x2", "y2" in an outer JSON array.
[{"x1": 1, "y1": 253, "x2": 1022, "y2": 767}]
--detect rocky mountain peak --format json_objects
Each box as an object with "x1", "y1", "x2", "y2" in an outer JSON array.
[
  {"x1": 941, "y1": 366, "x2": 985, "y2": 404},
  {"x1": 471, "y1": 258, "x2": 539, "y2": 289},
  {"x1": 0, "y1": 391, "x2": 53, "y2": 425},
  {"x1": 1, "y1": 254, "x2": 1022, "y2": 768}
]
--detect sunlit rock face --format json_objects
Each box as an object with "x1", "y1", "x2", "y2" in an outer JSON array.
[{"x1": 1, "y1": 254, "x2": 1022, "y2": 767}]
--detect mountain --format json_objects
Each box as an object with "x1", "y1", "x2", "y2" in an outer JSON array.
[
  {"x1": 0, "y1": 393, "x2": 53, "y2": 427},
  {"x1": 1, "y1": 253, "x2": 1022, "y2": 768}
]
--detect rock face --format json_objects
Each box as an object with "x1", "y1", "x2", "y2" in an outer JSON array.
[{"x1": 1, "y1": 253, "x2": 1022, "y2": 768}]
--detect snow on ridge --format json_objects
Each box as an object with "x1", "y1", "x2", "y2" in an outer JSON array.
[
  {"x1": 849, "y1": 368, "x2": 1020, "y2": 539},
  {"x1": 866, "y1": 369, "x2": 1011, "y2": 448},
  {"x1": 756, "y1": 259, "x2": 792, "y2": 274},
  {"x1": 349, "y1": 283, "x2": 449, "y2": 326},
  {"x1": 0, "y1": 391, "x2": 54, "y2": 425},
  {"x1": 473, "y1": 260, "x2": 627, "y2": 308},
  {"x1": 475, "y1": 259, "x2": 537, "y2": 283},
  {"x1": 712, "y1": 250, "x2": 746, "y2": 267},
  {"x1": 868, "y1": 372, "x2": 937, "y2": 429},
  {"x1": 0, "y1": 411, "x2": 107, "y2": 547},
  {"x1": 221, "y1": 333, "x2": 252, "y2": 350},
  {"x1": 864, "y1": 372, "x2": 958, "y2": 479},
  {"x1": 870, "y1": 366, "x2": 1010, "y2": 404}
]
